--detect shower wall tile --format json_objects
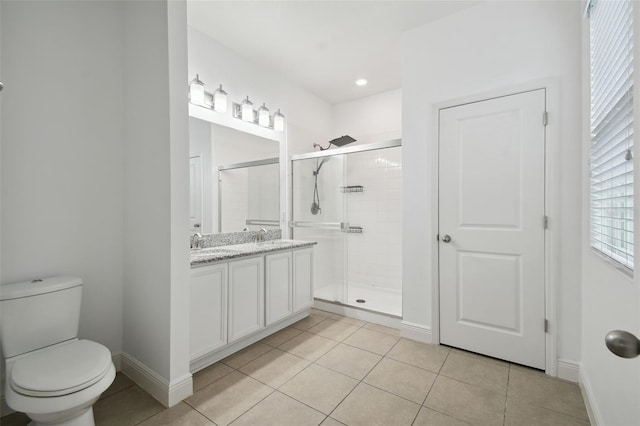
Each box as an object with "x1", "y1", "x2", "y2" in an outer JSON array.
[{"x1": 346, "y1": 148, "x2": 402, "y2": 291}]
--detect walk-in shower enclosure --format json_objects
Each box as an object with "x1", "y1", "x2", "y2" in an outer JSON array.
[{"x1": 291, "y1": 140, "x2": 402, "y2": 316}]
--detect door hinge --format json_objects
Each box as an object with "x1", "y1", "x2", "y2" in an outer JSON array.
[
  {"x1": 542, "y1": 111, "x2": 548, "y2": 126},
  {"x1": 544, "y1": 319, "x2": 549, "y2": 333},
  {"x1": 543, "y1": 215, "x2": 549, "y2": 229}
]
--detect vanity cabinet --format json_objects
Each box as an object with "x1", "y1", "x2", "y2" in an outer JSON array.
[
  {"x1": 190, "y1": 245, "x2": 314, "y2": 371},
  {"x1": 293, "y1": 248, "x2": 313, "y2": 312},
  {"x1": 228, "y1": 256, "x2": 265, "y2": 343},
  {"x1": 265, "y1": 251, "x2": 293, "y2": 326},
  {"x1": 190, "y1": 263, "x2": 227, "y2": 360}
]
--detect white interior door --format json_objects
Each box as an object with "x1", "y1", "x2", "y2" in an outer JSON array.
[
  {"x1": 190, "y1": 155, "x2": 203, "y2": 233},
  {"x1": 439, "y1": 89, "x2": 546, "y2": 369}
]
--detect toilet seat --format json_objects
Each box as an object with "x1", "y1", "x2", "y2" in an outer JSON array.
[{"x1": 10, "y1": 339, "x2": 112, "y2": 397}]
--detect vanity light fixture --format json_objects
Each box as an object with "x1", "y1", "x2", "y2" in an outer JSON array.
[
  {"x1": 273, "y1": 109, "x2": 285, "y2": 132},
  {"x1": 258, "y1": 103, "x2": 270, "y2": 127},
  {"x1": 189, "y1": 74, "x2": 206, "y2": 106},
  {"x1": 213, "y1": 84, "x2": 228, "y2": 113},
  {"x1": 231, "y1": 99, "x2": 285, "y2": 132},
  {"x1": 241, "y1": 96, "x2": 254, "y2": 122},
  {"x1": 189, "y1": 75, "x2": 229, "y2": 113}
]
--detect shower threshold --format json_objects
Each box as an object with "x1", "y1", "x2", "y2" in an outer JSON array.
[{"x1": 314, "y1": 283, "x2": 402, "y2": 317}]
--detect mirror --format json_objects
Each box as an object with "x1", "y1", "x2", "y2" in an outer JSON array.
[{"x1": 189, "y1": 117, "x2": 280, "y2": 234}]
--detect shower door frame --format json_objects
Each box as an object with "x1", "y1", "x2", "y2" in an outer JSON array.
[{"x1": 290, "y1": 139, "x2": 402, "y2": 308}]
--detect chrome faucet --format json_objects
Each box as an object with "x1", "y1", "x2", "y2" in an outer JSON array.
[
  {"x1": 191, "y1": 232, "x2": 203, "y2": 249},
  {"x1": 255, "y1": 228, "x2": 267, "y2": 243}
]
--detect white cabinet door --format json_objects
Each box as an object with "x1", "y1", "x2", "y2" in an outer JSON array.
[
  {"x1": 190, "y1": 263, "x2": 228, "y2": 360},
  {"x1": 266, "y1": 251, "x2": 293, "y2": 326},
  {"x1": 228, "y1": 256, "x2": 265, "y2": 343},
  {"x1": 293, "y1": 248, "x2": 313, "y2": 312}
]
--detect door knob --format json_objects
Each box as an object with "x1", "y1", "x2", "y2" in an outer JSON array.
[
  {"x1": 441, "y1": 235, "x2": 451, "y2": 243},
  {"x1": 605, "y1": 330, "x2": 640, "y2": 358}
]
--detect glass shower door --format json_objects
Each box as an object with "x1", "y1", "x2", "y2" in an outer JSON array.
[{"x1": 291, "y1": 154, "x2": 347, "y2": 304}]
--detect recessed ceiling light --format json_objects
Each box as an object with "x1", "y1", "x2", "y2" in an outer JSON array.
[{"x1": 355, "y1": 78, "x2": 368, "y2": 86}]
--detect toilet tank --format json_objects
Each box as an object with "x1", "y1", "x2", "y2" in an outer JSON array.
[{"x1": 0, "y1": 276, "x2": 83, "y2": 358}]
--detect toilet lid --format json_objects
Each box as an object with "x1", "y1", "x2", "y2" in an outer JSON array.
[{"x1": 10, "y1": 340, "x2": 112, "y2": 397}]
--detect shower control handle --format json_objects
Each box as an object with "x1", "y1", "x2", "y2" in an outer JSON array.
[{"x1": 441, "y1": 235, "x2": 452, "y2": 243}]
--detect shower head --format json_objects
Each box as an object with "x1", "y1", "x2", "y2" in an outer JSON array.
[
  {"x1": 314, "y1": 135, "x2": 356, "y2": 151},
  {"x1": 329, "y1": 135, "x2": 356, "y2": 147}
]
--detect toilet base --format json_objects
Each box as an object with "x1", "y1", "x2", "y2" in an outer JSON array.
[{"x1": 26, "y1": 401, "x2": 96, "y2": 426}]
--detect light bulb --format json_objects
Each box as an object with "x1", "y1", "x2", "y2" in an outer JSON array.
[
  {"x1": 213, "y1": 84, "x2": 227, "y2": 113},
  {"x1": 241, "y1": 96, "x2": 254, "y2": 122},
  {"x1": 258, "y1": 103, "x2": 270, "y2": 127},
  {"x1": 273, "y1": 109, "x2": 285, "y2": 132},
  {"x1": 189, "y1": 74, "x2": 205, "y2": 106}
]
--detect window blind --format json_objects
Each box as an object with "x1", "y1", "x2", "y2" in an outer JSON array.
[{"x1": 590, "y1": 0, "x2": 634, "y2": 269}]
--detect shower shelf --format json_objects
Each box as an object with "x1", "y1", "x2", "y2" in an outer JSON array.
[
  {"x1": 343, "y1": 226, "x2": 363, "y2": 234},
  {"x1": 340, "y1": 185, "x2": 364, "y2": 193}
]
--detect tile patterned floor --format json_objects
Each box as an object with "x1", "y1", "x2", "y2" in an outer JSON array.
[{"x1": 1, "y1": 308, "x2": 590, "y2": 426}]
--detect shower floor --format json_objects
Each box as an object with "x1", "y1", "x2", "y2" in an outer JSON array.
[{"x1": 314, "y1": 282, "x2": 402, "y2": 317}]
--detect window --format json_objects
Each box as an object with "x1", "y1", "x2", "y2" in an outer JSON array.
[{"x1": 590, "y1": 0, "x2": 634, "y2": 269}]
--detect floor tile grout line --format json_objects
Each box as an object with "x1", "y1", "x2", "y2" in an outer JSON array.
[
  {"x1": 508, "y1": 365, "x2": 590, "y2": 421},
  {"x1": 183, "y1": 396, "x2": 222, "y2": 425},
  {"x1": 419, "y1": 350, "x2": 499, "y2": 426},
  {"x1": 503, "y1": 363, "x2": 512, "y2": 426},
  {"x1": 322, "y1": 335, "x2": 413, "y2": 422},
  {"x1": 132, "y1": 406, "x2": 170, "y2": 425},
  {"x1": 94, "y1": 375, "x2": 136, "y2": 404},
  {"x1": 410, "y1": 347, "x2": 452, "y2": 425},
  {"x1": 213, "y1": 369, "x2": 278, "y2": 426}
]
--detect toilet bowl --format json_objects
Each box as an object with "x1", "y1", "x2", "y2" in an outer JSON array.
[{"x1": 1, "y1": 277, "x2": 116, "y2": 426}]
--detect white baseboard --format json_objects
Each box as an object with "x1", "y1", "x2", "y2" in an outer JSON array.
[
  {"x1": 121, "y1": 353, "x2": 192, "y2": 408},
  {"x1": 1, "y1": 352, "x2": 124, "y2": 417},
  {"x1": 401, "y1": 321, "x2": 433, "y2": 344},
  {"x1": 112, "y1": 353, "x2": 122, "y2": 372},
  {"x1": 579, "y1": 364, "x2": 603, "y2": 426},
  {"x1": 556, "y1": 358, "x2": 580, "y2": 383}
]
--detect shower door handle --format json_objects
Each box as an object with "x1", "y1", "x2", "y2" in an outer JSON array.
[{"x1": 441, "y1": 235, "x2": 452, "y2": 243}]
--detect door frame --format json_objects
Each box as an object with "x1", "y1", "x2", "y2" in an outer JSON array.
[{"x1": 430, "y1": 79, "x2": 560, "y2": 376}]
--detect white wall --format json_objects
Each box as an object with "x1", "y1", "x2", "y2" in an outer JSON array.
[
  {"x1": 122, "y1": 0, "x2": 191, "y2": 403},
  {"x1": 187, "y1": 26, "x2": 333, "y2": 156},
  {"x1": 1, "y1": 0, "x2": 125, "y2": 356},
  {"x1": 579, "y1": 7, "x2": 640, "y2": 425},
  {"x1": 332, "y1": 89, "x2": 402, "y2": 145},
  {"x1": 402, "y1": 1, "x2": 582, "y2": 367}
]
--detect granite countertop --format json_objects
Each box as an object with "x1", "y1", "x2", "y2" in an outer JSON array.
[{"x1": 190, "y1": 239, "x2": 317, "y2": 267}]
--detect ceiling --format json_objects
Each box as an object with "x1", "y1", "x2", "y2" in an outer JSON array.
[{"x1": 187, "y1": 1, "x2": 479, "y2": 105}]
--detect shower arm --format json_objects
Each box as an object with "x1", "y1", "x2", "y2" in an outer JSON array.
[{"x1": 313, "y1": 142, "x2": 331, "y2": 151}]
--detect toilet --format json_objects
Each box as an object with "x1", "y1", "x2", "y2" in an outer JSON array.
[{"x1": 1, "y1": 276, "x2": 115, "y2": 426}]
